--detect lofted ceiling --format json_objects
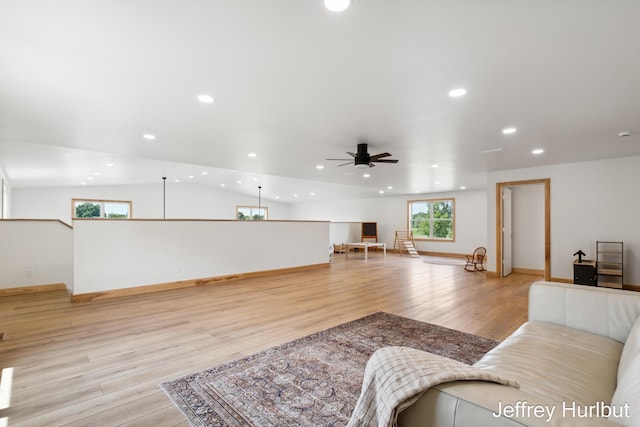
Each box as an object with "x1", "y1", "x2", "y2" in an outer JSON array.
[{"x1": 1, "y1": 1, "x2": 639, "y2": 203}]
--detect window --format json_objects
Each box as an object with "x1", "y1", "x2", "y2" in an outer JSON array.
[
  {"x1": 1, "y1": 179, "x2": 8, "y2": 219},
  {"x1": 236, "y1": 206, "x2": 268, "y2": 220},
  {"x1": 407, "y1": 198, "x2": 455, "y2": 241},
  {"x1": 72, "y1": 199, "x2": 132, "y2": 219}
]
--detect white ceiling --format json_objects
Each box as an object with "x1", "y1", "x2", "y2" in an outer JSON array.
[{"x1": 1, "y1": 1, "x2": 639, "y2": 203}]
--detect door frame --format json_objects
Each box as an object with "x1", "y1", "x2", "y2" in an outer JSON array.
[{"x1": 496, "y1": 178, "x2": 551, "y2": 280}]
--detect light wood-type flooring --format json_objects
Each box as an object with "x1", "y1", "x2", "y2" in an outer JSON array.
[{"x1": 1, "y1": 253, "x2": 541, "y2": 426}]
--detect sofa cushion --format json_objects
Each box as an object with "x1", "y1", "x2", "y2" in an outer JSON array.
[
  {"x1": 474, "y1": 321, "x2": 623, "y2": 406},
  {"x1": 609, "y1": 315, "x2": 640, "y2": 425}
]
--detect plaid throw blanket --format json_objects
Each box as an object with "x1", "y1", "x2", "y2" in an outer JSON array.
[{"x1": 347, "y1": 346, "x2": 519, "y2": 427}]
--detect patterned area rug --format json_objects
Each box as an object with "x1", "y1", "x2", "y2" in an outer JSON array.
[{"x1": 161, "y1": 312, "x2": 498, "y2": 427}]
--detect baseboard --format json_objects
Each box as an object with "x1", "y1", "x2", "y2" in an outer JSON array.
[
  {"x1": 0, "y1": 283, "x2": 68, "y2": 297},
  {"x1": 550, "y1": 277, "x2": 573, "y2": 284},
  {"x1": 70, "y1": 263, "x2": 331, "y2": 303},
  {"x1": 418, "y1": 251, "x2": 466, "y2": 259},
  {"x1": 384, "y1": 249, "x2": 467, "y2": 258},
  {"x1": 512, "y1": 268, "x2": 544, "y2": 276}
]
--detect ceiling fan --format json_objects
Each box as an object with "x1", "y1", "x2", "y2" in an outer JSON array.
[{"x1": 327, "y1": 143, "x2": 399, "y2": 168}]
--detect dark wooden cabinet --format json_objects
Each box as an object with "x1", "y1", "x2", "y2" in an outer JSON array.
[{"x1": 574, "y1": 260, "x2": 597, "y2": 286}]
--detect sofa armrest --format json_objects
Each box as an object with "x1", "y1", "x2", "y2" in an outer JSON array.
[{"x1": 528, "y1": 281, "x2": 640, "y2": 343}]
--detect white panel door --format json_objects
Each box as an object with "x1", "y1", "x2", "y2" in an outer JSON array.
[{"x1": 502, "y1": 187, "x2": 513, "y2": 277}]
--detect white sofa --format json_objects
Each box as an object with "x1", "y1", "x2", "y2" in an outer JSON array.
[{"x1": 397, "y1": 281, "x2": 640, "y2": 427}]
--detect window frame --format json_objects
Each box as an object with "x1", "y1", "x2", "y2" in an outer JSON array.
[
  {"x1": 72, "y1": 198, "x2": 133, "y2": 219},
  {"x1": 236, "y1": 205, "x2": 268, "y2": 220},
  {"x1": 407, "y1": 198, "x2": 455, "y2": 242},
  {"x1": 1, "y1": 179, "x2": 8, "y2": 219}
]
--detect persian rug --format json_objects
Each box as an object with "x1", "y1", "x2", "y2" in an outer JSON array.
[{"x1": 161, "y1": 312, "x2": 499, "y2": 427}]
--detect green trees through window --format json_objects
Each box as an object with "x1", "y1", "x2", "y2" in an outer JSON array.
[
  {"x1": 75, "y1": 202, "x2": 101, "y2": 218},
  {"x1": 408, "y1": 198, "x2": 454, "y2": 240},
  {"x1": 73, "y1": 199, "x2": 131, "y2": 219},
  {"x1": 236, "y1": 206, "x2": 268, "y2": 220}
]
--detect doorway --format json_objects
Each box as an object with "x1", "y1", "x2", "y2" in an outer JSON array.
[{"x1": 496, "y1": 178, "x2": 550, "y2": 280}]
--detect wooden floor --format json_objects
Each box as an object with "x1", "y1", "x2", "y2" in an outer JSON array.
[{"x1": 0, "y1": 254, "x2": 541, "y2": 426}]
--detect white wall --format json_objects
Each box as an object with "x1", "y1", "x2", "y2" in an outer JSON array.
[
  {"x1": 291, "y1": 189, "x2": 487, "y2": 255},
  {"x1": 11, "y1": 183, "x2": 292, "y2": 223},
  {"x1": 511, "y1": 184, "x2": 545, "y2": 270},
  {"x1": 330, "y1": 222, "x2": 361, "y2": 246},
  {"x1": 8, "y1": 154, "x2": 640, "y2": 288},
  {"x1": 487, "y1": 155, "x2": 640, "y2": 285},
  {"x1": 73, "y1": 219, "x2": 329, "y2": 295},
  {"x1": 0, "y1": 220, "x2": 73, "y2": 290}
]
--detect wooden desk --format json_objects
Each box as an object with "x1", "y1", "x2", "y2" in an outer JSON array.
[{"x1": 345, "y1": 242, "x2": 386, "y2": 261}]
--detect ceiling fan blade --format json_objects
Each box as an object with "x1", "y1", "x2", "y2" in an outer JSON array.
[
  {"x1": 347, "y1": 151, "x2": 357, "y2": 158},
  {"x1": 338, "y1": 161, "x2": 353, "y2": 167},
  {"x1": 370, "y1": 152, "x2": 392, "y2": 160},
  {"x1": 326, "y1": 158, "x2": 352, "y2": 161},
  {"x1": 372, "y1": 159, "x2": 399, "y2": 163}
]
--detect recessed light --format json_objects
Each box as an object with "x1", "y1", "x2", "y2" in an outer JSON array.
[
  {"x1": 448, "y1": 88, "x2": 467, "y2": 98},
  {"x1": 220, "y1": 184, "x2": 225, "y2": 187},
  {"x1": 435, "y1": 181, "x2": 441, "y2": 185},
  {"x1": 310, "y1": 192, "x2": 315, "y2": 196},
  {"x1": 379, "y1": 190, "x2": 385, "y2": 194},
  {"x1": 81, "y1": 182, "x2": 87, "y2": 186},
  {"x1": 175, "y1": 179, "x2": 180, "y2": 183},
  {"x1": 237, "y1": 180, "x2": 242, "y2": 184},
  {"x1": 460, "y1": 186, "x2": 467, "y2": 190},
  {"x1": 316, "y1": 165, "x2": 324, "y2": 170},
  {"x1": 324, "y1": 0, "x2": 351, "y2": 12},
  {"x1": 387, "y1": 186, "x2": 393, "y2": 190},
  {"x1": 142, "y1": 134, "x2": 156, "y2": 140},
  {"x1": 532, "y1": 148, "x2": 544, "y2": 155},
  {"x1": 248, "y1": 153, "x2": 257, "y2": 158},
  {"x1": 188, "y1": 175, "x2": 195, "y2": 180},
  {"x1": 106, "y1": 162, "x2": 114, "y2": 167},
  {"x1": 431, "y1": 164, "x2": 439, "y2": 168},
  {"x1": 87, "y1": 177, "x2": 94, "y2": 181},
  {"x1": 363, "y1": 173, "x2": 371, "y2": 178},
  {"x1": 93, "y1": 172, "x2": 101, "y2": 176},
  {"x1": 201, "y1": 171, "x2": 208, "y2": 175},
  {"x1": 197, "y1": 94, "x2": 215, "y2": 104},
  {"x1": 293, "y1": 194, "x2": 299, "y2": 198},
  {"x1": 502, "y1": 127, "x2": 517, "y2": 135}
]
